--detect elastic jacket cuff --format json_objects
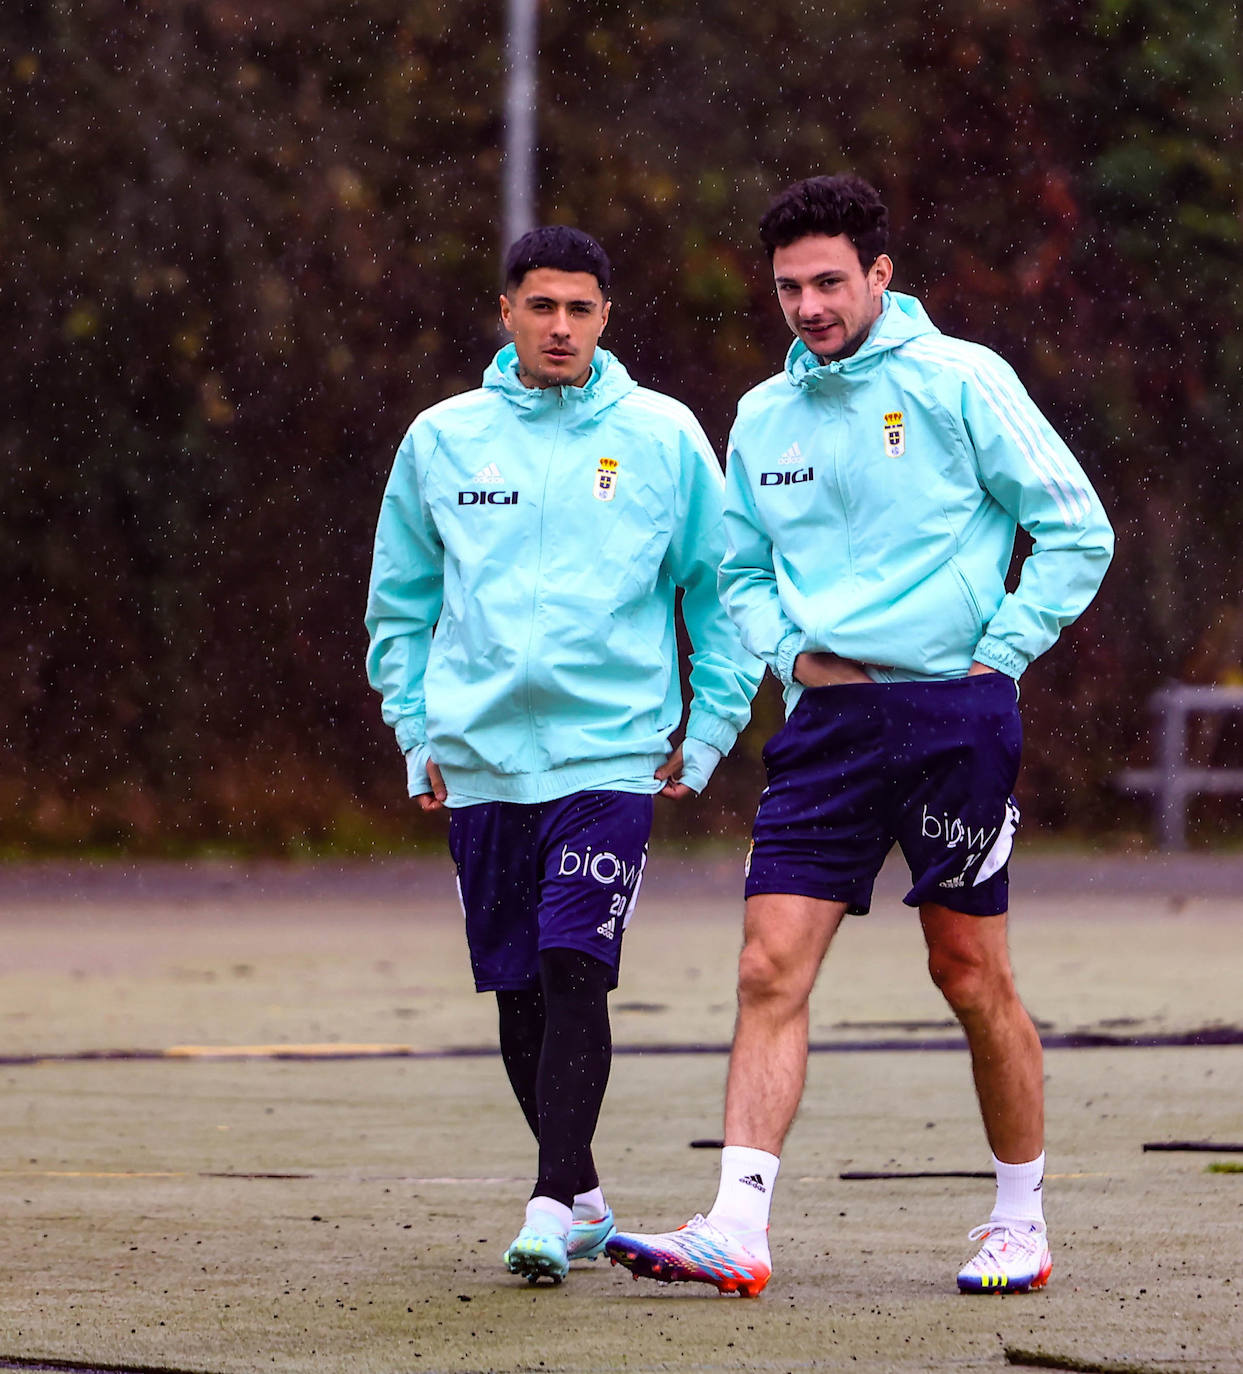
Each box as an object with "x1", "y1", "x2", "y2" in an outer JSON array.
[
  {"x1": 404, "y1": 743, "x2": 434, "y2": 797},
  {"x1": 774, "y1": 631, "x2": 805, "y2": 688},
  {"x1": 684, "y1": 709, "x2": 739, "y2": 754},
  {"x1": 679, "y1": 739, "x2": 722, "y2": 795},
  {"x1": 972, "y1": 635, "x2": 1026, "y2": 679}
]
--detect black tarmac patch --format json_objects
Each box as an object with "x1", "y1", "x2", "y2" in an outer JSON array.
[
  {"x1": 0, "y1": 1357, "x2": 219, "y2": 1374},
  {"x1": 3, "y1": 1025, "x2": 1243, "y2": 1069}
]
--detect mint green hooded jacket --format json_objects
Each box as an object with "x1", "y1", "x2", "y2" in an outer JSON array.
[
  {"x1": 366, "y1": 345, "x2": 762, "y2": 804},
  {"x1": 720, "y1": 292, "x2": 1113, "y2": 707}
]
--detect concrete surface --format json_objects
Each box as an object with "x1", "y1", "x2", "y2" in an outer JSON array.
[{"x1": 0, "y1": 854, "x2": 1241, "y2": 1372}]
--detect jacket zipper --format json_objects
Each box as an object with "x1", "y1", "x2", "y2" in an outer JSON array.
[
  {"x1": 827, "y1": 386, "x2": 854, "y2": 577},
  {"x1": 520, "y1": 390, "x2": 564, "y2": 765}
]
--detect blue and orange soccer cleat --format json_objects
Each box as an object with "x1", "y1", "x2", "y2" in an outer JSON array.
[
  {"x1": 605, "y1": 1214, "x2": 771, "y2": 1297},
  {"x1": 956, "y1": 1219, "x2": 1052, "y2": 1293},
  {"x1": 567, "y1": 1206, "x2": 617, "y2": 1262}
]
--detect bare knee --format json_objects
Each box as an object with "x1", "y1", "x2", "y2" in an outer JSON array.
[
  {"x1": 736, "y1": 934, "x2": 808, "y2": 1015},
  {"x1": 733, "y1": 894, "x2": 844, "y2": 1020},
  {"x1": 738, "y1": 936, "x2": 781, "y2": 1002},
  {"x1": 929, "y1": 942, "x2": 1014, "y2": 1019}
]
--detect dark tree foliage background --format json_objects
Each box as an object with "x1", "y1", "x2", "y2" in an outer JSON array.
[{"x1": 3, "y1": 0, "x2": 1241, "y2": 853}]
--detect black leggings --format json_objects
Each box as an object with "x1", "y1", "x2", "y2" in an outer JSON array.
[{"x1": 495, "y1": 946, "x2": 613, "y2": 1209}]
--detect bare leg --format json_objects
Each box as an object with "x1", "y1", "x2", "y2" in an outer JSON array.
[
  {"x1": 920, "y1": 904, "x2": 1043, "y2": 1162},
  {"x1": 723, "y1": 893, "x2": 848, "y2": 1153}
]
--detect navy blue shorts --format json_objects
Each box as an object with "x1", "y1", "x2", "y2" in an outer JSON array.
[
  {"x1": 745, "y1": 673, "x2": 1022, "y2": 917},
  {"x1": 447, "y1": 790, "x2": 653, "y2": 993}
]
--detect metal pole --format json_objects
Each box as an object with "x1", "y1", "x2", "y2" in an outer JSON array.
[{"x1": 503, "y1": 0, "x2": 538, "y2": 256}]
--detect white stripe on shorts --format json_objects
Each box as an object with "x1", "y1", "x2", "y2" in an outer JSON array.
[{"x1": 974, "y1": 798, "x2": 1020, "y2": 886}]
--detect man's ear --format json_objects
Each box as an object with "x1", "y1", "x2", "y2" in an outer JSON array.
[{"x1": 499, "y1": 293, "x2": 513, "y2": 333}]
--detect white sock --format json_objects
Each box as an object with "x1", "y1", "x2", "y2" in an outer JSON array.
[
  {"x1": 572, "y1": 1187, "x2": 607, "y2": 1221},
  {"x1": 991, "y1": 1152, "x2": 1046, "y2": 1225},
  {"x1": 526, "y1": 1195, "x2": 572, "y2": 1233},
  {"x1": 706, "y1": 1145, "x2": 780, "y2": 1244}
]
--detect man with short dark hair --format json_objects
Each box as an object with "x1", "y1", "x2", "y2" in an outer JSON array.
[
  {"x1": 366, "y1": 225, "x2": 761, "y2": 1285},
  {"x1": 607, "y1": 176, "x2": 1113, "y2": 1296}
]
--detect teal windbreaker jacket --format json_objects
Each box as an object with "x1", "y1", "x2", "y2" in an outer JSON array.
[
  {"x1": 720, "y1": 292, "x2": 1114, "y2": 705},
  {"x1": 366, "y1": 345, "x2": 762, "y2": 804}
]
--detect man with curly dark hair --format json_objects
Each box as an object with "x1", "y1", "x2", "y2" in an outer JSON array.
[{"x1": 608, "y1": 175, "x2": 1113, "y2": 1298}]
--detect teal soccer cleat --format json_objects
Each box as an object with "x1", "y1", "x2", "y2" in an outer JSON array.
[
  {"x1": 567, "y1": 1206, "x2": 617, "y2": 1262},
  {"x1": 503, "y1": 1210, "x2": 570, "y2": 1285}
]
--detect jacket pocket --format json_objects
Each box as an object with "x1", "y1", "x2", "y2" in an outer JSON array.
[{"x1": 947, "y1": 558, "x2": 984, "y2": 637}]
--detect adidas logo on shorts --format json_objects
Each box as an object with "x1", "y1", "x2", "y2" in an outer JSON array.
[{"x1": 596, "y1": 916, "x2": 616, "y2": 940}]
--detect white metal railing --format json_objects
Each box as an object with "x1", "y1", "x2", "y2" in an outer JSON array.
[{"x1": 1115, "y1": 683, "x2": 1243, "y2": 849}]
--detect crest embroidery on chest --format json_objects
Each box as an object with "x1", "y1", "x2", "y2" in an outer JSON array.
[
  {"x1": 594, "y1": 456, "x2": 619, "y2": 501},
  {"x1": 883, "y1": 411, "x2": 905, "y2": 458}
]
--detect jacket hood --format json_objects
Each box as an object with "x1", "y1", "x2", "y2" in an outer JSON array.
[
  {"x1": 483, "y1": 344, "x2": 638, "y2": 417},
  {"x1": 785, "y1": 291, "x2": 939, "y2": 389}
]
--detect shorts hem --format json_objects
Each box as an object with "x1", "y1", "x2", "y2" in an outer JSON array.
[
  {"x1": 536, "y1": 938, "x2": 622, "y2": 990},
  {"x1": 902, "y1": 889, "x2": 1009, "y2": 917},
  {"x1": 744, "y1": 877, "x2": 872, "y2": 917},
  {"x1": 473, "y1": 975, "x2": 540, "y2": 994}
]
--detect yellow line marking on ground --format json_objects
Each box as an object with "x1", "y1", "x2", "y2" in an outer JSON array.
[
  {"x1": 361, "y1": 1176, "x2": 529, "y2": 1184},
  {"x1": 0, "y1": 1170, "x2": 187, "y2": 1178},
  {"x1": 164, "y1": 1043, "x2": 413, "y2": 1058}
]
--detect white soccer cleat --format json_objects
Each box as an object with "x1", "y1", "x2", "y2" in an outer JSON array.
[
  {"x1": 606, "y1": 1213, "x2": 771, "y2": 1297},
  {"x1": 956, "y1": 1218, "x2": 1051, "y2": 1293}
]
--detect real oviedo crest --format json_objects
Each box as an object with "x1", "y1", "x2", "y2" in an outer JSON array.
[
  {"x1": 594, "y1": 456, "x2": 619, "y2": 501},
  {"x1": 883, "y1": 411, "x2": 905, "y2": 458}
]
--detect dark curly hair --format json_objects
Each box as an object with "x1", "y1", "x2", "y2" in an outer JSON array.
[
  {"x1": 758, "y1": 175, "x2": 888, "y2": 269},
  {"x1": 503, "y1": 225, "x2": 611, "y2": 294}
]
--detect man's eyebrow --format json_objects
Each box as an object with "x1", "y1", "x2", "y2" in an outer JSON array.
[
  {"x1": 523, "y1": 293, "x2": 600, "y2": 309},
  {"x1": 775, "y1": 270, "x2": 846, "y2": 285}
]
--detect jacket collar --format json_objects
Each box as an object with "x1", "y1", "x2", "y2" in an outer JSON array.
[
  {"x1": 483, "y1": 345, "x2": 637, "y2": 415},
  {"x1": 785, "y1": 291, "x2": 939, "y2": 389}
]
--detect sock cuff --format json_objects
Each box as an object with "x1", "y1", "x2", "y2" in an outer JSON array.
[
  {"x1": 572, "y1": 1186, "x2": 607, "y2": 1219},
  {"x1": 527, "y1": 1195, "x2": 573, "y2": 1232},
  {"x1": 708, "y1": 1146, "x2": 780, "y2": 1242},
  {"x1": 991, "y1": 1151, "x2": 1045, "y2": 1180},
  {"x1": 990, "y1": 1151, "x2": 1046, "y2": 1225},
  {"x1": 721, "y1": 1145, "x2": 781, "y2": 1180}
]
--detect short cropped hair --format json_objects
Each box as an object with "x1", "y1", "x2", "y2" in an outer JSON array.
[
  {"x1": 503, "y1": 225, "x2": 611, "y2": 295},
  {"x1": 758, "y1": 175, "x2": 889, "y2": 269}
]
